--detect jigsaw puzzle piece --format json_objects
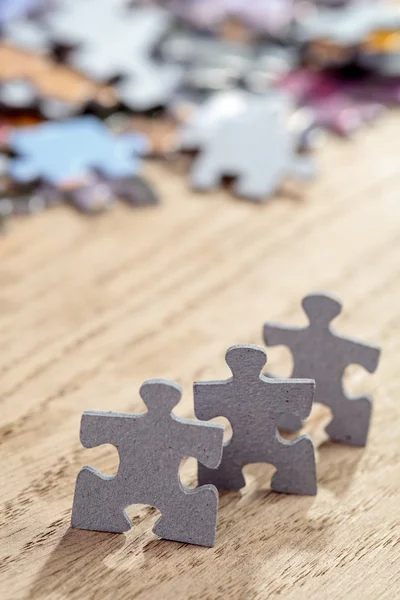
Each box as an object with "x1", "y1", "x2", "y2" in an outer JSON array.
[
  {"x1": 45, "y1": 1, "x2": 182, "y2": 110},
  {"x1": 263, "y1": 293, "x2": 381, "y2": 444},
  {"x1": 195, "y1": 345, "x2": 317, "y2": 495},
  {"x1": 72, "y1": 379, "x2": 224, "y2": 546},
  {"x1": 190, "y1": 96, "x2": 312, "y2": 201},
  {"x1": 8, "y1": 117, "x2": 148, "y2": 186}
]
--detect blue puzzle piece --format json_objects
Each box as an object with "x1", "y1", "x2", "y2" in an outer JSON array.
[{"x1": 8, "y1": 116, "x2": 149, "y2": 185}]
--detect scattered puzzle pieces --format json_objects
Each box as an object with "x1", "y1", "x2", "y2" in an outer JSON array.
[
  {"x1": 194, "y1": 345, "x2": 317, "y2": 495},
  {"x1": 72, "y1": 378, "x2": 224, "y2": 547},
  {"x1": 263, "y1": 293, "x2": 381, "y2": 445}
]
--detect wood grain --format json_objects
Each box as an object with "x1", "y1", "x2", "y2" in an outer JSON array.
[{"x1": 0, "y1": 114, "x2": 399, "y2": 600}]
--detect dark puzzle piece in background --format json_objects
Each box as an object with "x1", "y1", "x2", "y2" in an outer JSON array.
[
  {"x1": 194, "y1": 345, "x2": 317, "y2": 495},
  {"x1": 276, "y1": 69, "x2": 386, "y2": 137},
  {"x1": 72, "y1": 379, "x2": 224, "y2": 547},
  {"x1": 263, "y1": 293, "x2": 381, "y2": 446}
]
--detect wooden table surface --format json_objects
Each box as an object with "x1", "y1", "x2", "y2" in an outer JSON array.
[{"x1": 1, "y1": 114, "x2": 399, "y2": 600}]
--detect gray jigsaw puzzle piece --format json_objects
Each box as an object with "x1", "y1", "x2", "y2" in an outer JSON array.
[
  {"x1": 71, "y1": 379, "x2": 224, "y2": 547},
  {"x1": 194, "y1": 345, "x2": 317, "y2": 495},
  {"x1": 263, "y1": 293, "x2": 381, "y2": 445},
  {"x1": 189, "y1": 97, "x2": 313, "y2": 201}
]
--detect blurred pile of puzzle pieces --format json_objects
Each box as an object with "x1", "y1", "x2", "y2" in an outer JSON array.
[{"x1": 1, "y1": 0, "x2": 400, "y2": 229}]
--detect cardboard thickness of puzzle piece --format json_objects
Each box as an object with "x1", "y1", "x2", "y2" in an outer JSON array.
[{"x1": 0, "y1": 44, "x2": 118, "y2": 108}]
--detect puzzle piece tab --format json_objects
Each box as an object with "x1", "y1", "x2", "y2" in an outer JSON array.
[
  {"x1": 72, "y1": 379, "x2": 224, "y2": 547},
  {"x1": 194, "y1": 345, "x2": 317, "y2": 495},
  {"x1": 263, "y1": 293, "x2": 381, "y2": 445},
  {"x1": 7, "y1": 116, "x2": 149, "y2": 186}
]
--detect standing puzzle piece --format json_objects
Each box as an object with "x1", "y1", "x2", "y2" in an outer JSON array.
[
  {"x1": 72, "y1": 379, "x2": 224, "y2": 547},
  {"x1": 189, "y1": 96, "x2": 314, "y2": 201},
  {"x1": 194, "y1": 345, "x2": 317, "y2": 495},
  {"x1": 7, "y1": 116, "x2": 149, "y2": 185},
  {"x1": 263, "y1": 293, "x2": 381, "y2": 445}
]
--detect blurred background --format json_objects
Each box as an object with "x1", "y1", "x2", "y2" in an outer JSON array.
[{"x1": 1, "y1": 0, "x2": 400, "y2": 226}]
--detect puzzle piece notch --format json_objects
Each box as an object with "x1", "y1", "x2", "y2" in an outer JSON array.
[
  {"x1": 194, "y1": 344, "x2": 317, "y2": 495},
  {"x1": 72, "y1": 378, "x2": 224, "y2": 547},
  {"x1": 189, "y1": 95, "x2": 314, "y2": 201},
  {"x1": 7, "y1": 116, "x2": 149, "y2": 186},
  {"x1": 263, "y1": 292, "x2": 381, "y2": 445}
]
